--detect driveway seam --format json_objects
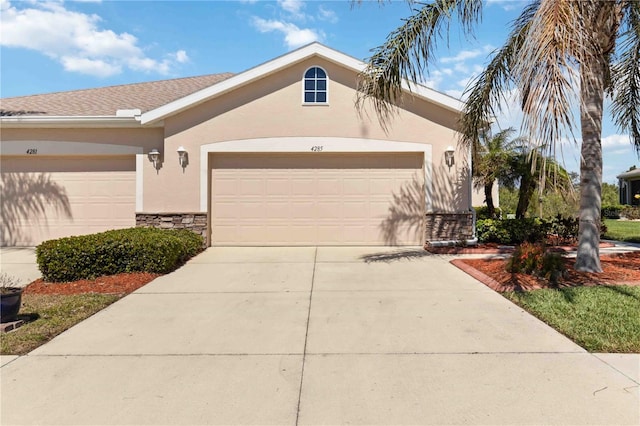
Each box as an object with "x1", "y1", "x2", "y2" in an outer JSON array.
[
  {"x1": 24, "y1": 351, "x2": 587, "y2": 357},
  {"x1": 295, "y1": 246, "x2": 317, "y2": 426}
]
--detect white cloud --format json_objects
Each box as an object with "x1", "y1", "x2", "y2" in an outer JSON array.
[
  {"x1": 61, "y1": 56, "x2": 120, "y2": 77},
  {"x1": 173, "y1": 50, "x2": 189, "y2": 64},
  {"x1": 486, "y1": 0, "x2": 527, "y2": 12},
  {"x1": 602, "y1": 134, "x2": 631, "y2": 147},
  {"x1": 252, "y1": 17, "x2": 321, "y2": 49},
  {"x1": 278, "y1": 0, "x2": 305, "y2": 19},
  {"x1": 0, "y1": 1, "x2": 188, "y2": 77},
  {"x1": 440, "y1": 45, "x2": 494, "y2": 63},
  {"x1": 318, "y1": 5, "x2": 338, "y2": 24}
]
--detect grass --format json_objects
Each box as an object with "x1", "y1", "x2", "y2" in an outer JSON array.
[
  {"x1": 504, "y1": 285, "x2": 640, "y2": 352},
  {"x1": 603, "y1": 219, "x2": 640, "y2": 243},
  {"x1": 1, "y1": 293, "x2": 121, "y2": 355}
]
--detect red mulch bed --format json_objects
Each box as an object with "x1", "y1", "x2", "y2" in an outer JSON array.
[
  {"x1": 24, "y1": 273, "x2": 159, "y2": 295},
  {"x1": 427, "y1": 241, "x2": 615, "y2": 254},
  {"x1": 452, "y1": 251, "x2": 640, "y2": 292}
]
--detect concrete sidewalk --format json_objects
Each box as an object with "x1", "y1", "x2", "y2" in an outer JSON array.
[{"x1": 1, "y1": 247, "x2": 638, "y2": 425}]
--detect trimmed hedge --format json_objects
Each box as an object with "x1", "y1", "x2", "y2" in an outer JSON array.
[
  {"x1": 477, "y1": 216, "x2": 607, "y2": 245},
  {"x1": 36, "y1": 227, "x2": 204, "y2": 282},
  {"x1": 476, "y1": 218, "x2": 547, "y2": 244},
  {"x1": 602, "y1": 205, "x2": 623, "y2": 219},
  {"x1": 621, "y1": 206, "x2": 640, "y2": 220}
]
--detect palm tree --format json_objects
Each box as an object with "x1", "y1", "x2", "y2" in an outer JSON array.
[
  {"x1": 356, "y1": 0, "x2": 640, "y2": 272},
  {"x1": 473, "y1": 127, "x2": 520, "y2": 218},
  {"x1": 511, "y1": 148, "x2": 576, "y2": 218}
]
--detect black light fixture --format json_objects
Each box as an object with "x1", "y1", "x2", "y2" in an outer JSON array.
[
  {"x1": 177, "y1": 146, "x2": 188, "y2": 168},
  {"x1": 444, "y1": 146, "x2": 455, "y2": 168},
  {"x1": 148, "y1": 149, "x2": 161, "y2": 169}
]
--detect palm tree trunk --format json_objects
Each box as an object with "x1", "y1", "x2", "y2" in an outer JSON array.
[
  {"x1": 516, "y1": 172, "x2": 535, "y2": 219},
  {"x1": 574, "y1": 56, "x2": 605, "y2": 272},
  {"x1": 484, "y1": 183, "x2": 495, "y2": 218}
]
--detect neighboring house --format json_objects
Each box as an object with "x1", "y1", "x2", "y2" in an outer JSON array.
[
  {"x1": 0, "y1": 43, "x2": 473, "y2": 247},
  {"x1": 618, "y1": 168, "x2": 640, "y2": 206},
  {"x1": 471, "y1": 184, "x2": 500, "y2": 210}
]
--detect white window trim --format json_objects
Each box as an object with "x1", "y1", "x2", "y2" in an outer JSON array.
[
  {"x1": 199, "y1": 137, "x2": 432, "y2": 213},
  {"x1": 301, "y1": 66, "x2": 329, "y2": 105}
]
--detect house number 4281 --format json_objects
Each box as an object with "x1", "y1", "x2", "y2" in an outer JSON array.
[
  {"x1": 26, "y1": 148, "x2": 38, "y2": 154},
  {"x1": 310, "y1": 146, "x2": 323, "y2": 152}
]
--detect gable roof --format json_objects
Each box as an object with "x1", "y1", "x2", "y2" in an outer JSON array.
[
  {"x1": 140, "y1": 42, "x2": 463, "y2": 125},
  {"x1": 0, "y1": 43, "x2": 463, "y2": 128},
  {"x1": 0, "y1": 73, "x2": 233, "y2": 117}
]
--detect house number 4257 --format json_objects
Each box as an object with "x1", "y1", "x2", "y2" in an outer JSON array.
[{"x1": 310, "y1": 146, "x2": 323, "y2": 152}]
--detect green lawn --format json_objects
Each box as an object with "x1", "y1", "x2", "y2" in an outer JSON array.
[
  {"x1": 504, "y1": 286, "x2": 640, "y2": 352},
  {"x1": 603, "y1": 219, "x2": 640, "y2": 243},
  {"x1": 1, "y1": 293, "x2": 121, "y2": 355}
]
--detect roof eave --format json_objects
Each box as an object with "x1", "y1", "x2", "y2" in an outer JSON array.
[
  {"x1": 617, "y1": 169, "x2": 640, "y2": 179},
  {"x1": 140, "y1": 42, "x2": 463, "y2": 125},
  {"x1": 0, "y1": 115, "x2": 161, "y2": 129}
]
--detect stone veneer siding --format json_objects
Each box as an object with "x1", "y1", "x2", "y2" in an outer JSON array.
[
  {"x1": 136, "y1": 213, "x2": 208, "y2": 242},
  {"x1": 424, "y1": 212, "x2": 474, "y2": 243}
]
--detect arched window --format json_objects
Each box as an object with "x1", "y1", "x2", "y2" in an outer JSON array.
[{"x1": 303, "y1": 67, "x2": 328, "y2": 104}]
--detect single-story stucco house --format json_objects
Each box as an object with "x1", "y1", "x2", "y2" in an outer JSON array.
[
  {"x1": 0, "y1": 43, "x2": 475, "y2": 247},
  {"x1": 617, "y1": 167, "x2": 640, "y2": 205}
]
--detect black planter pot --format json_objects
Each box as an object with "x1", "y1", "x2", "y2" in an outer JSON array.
[{"x1": 1, "y1": 287, "x2": 24, "y2": 323}]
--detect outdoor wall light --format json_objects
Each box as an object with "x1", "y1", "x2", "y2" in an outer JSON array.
[
  {"x1": 148, "y1": 149, "x2": 161, "y2": 170},
  {"x1": 444, "y1": 146, "x2": 455, "y2": 168},
  {"x1": 177, "y1": 146, "x2": 188, "y2": 169}
]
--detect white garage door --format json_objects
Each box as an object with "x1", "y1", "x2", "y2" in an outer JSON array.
[
  {"x1": 1, "y1": 156, "x2": 136, "y2": 246},
  {"x1": 210, "y1": 153, "x2": 425, "y2": 246}
]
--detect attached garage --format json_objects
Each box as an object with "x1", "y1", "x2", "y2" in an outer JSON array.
[
  {"x1": 0, "y1": 156, "x2": 136, "y2": 246},
  {"x1": 2, "y1": 43, "x2": 473, "y2": 248},
  {"x1": 210, "y1": 152, "x2": 425, "y2": 246}
]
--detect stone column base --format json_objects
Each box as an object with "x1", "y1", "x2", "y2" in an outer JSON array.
[
  {"x1": 136, "y1": 213, "x2": 207, "y2": 243},
  {"x1": 424, "y1": 212, "x2": 474, "y2": 243}
]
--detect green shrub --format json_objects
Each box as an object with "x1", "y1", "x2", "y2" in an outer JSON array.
[
  {"x1": 601, "y1": 205, "x2": 623, "y2": 219},
  {"x1": 621, "y1": 206, "x2": 640, "y2": 220},
  {"x1": 474, "y1": 206, "x2": 502, "y2": 220},
  {"x1": 507, "y1": 242, "x2": 566, "y2": 285},
  {"x1": 545, "y1": 215, "x2": 579, "y2": 245},
  {"x1": 36, "y1": 228, "x2": 204, "y2": 282},
  {"x1": 476, "y1": 218, "x2": 547, "y2": 244},
  {"x1": 478, "y1": 216, "x2": 608, "y2": 245},
  {"x1": 476, "y1": 219, "x2": 511, "y2": 244}
]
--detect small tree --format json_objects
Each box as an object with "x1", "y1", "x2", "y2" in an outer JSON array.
[{"x1": 473, "y1": 128, "x2": 520, "y2": 218}]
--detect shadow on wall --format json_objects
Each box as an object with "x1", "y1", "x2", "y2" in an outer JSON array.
[
  {"x1": 379, "y1": 164, "x2": 470, "y2": 245},
  {"x1": 379, "y1": 175, "x2": 425, "y2": 245},
  {"x1": 0, "y1": 173, "x2": 72, "y2": 245}
]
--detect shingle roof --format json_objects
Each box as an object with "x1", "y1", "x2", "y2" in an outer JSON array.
[{"x1": 0, "y1": 73, "x2": 234, "y2": 117}]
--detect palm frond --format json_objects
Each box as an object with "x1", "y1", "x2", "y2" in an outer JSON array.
[
  {"x1": 513, "y1": 0, "x2": 582, "y2": 157},
  {"x1": 459, "y1": 1, "x2": 539, "y2": 159},
  {"x1": 611, "y1": 0, "x2": 640, "y2": 155},
  {"x1": 355, "y1": 0, "x2": 483, "y2": 124}
]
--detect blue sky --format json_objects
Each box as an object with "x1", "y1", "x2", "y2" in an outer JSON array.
[{"x1": 1, "y1": 0, "x2": 638, "y2": 183}]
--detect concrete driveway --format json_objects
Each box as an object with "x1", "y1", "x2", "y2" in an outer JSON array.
[
  {"x1": 1, "y1": 247, "x2": 638, "y2": 425},
  {"x1": 0, "y1": 247, "x2": 39, "y2": 287}
]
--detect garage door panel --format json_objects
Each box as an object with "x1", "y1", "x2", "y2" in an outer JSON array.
[
  {"x1": 1, "y1": 156, "x2": 135, "y2": 246},
  {"x1": 211, "y1": 153, "x2": 424, "y2": 246}
]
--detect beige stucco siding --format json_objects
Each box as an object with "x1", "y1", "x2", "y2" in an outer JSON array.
[
  {"x1": 0, "y1": 127, "x2": 163, "y2": 154},
  {"x1": 147, "y1": 56, "x2": 469, "y2": 213}
]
